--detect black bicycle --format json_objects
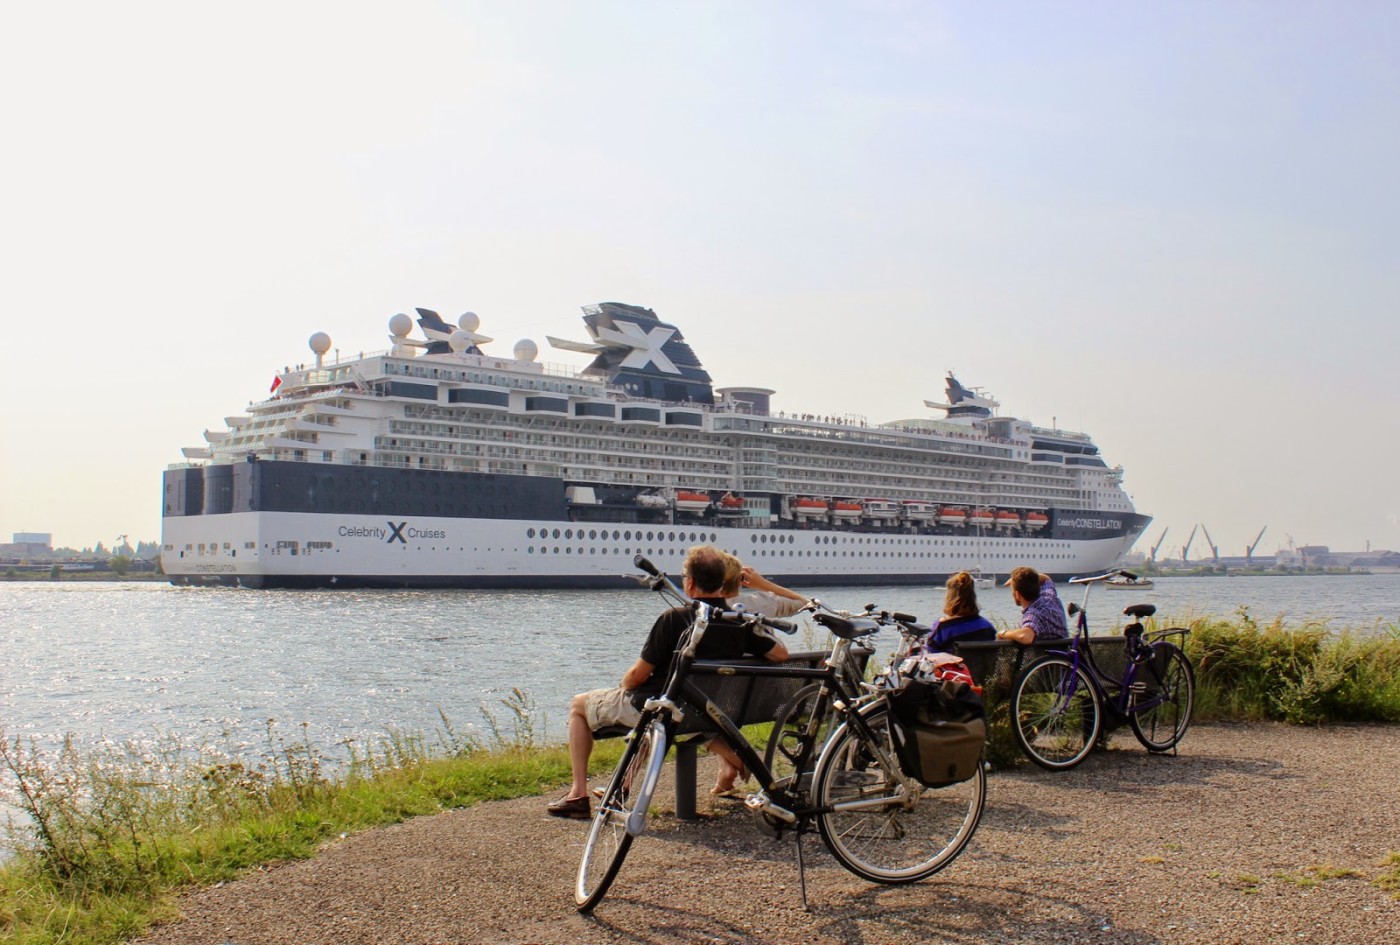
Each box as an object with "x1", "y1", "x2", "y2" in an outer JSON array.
[
  {"x1": 575, "y1": 556, "x2": 986, "y2": 911},
  {"x1": 1010, "y1": 570, "x2": 1195, "y2": 770},
  {"x1": 762, "y1": 602, "x2": 926, "y2": 792}
]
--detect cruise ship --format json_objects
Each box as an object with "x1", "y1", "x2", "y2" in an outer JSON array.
[{"x1": 162, "y1": 302, "x2": 1150, "y2": 588}]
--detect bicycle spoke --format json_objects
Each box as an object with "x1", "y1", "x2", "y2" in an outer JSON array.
[{"x1": 815, "y1": 705, "x2": 984, "y2": 884}]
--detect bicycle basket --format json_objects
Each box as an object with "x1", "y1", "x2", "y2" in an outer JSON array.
[{"x1": 887, "y1": 679, "x2": 986, "y2": 788}]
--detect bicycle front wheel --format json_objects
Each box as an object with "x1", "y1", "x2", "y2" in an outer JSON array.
[
  {"x1": 575, "y1": 717, "x2": 667, "y2": 912},
  {"x1": 763, "y1": 683, "x2": 832, "y2": 795},
  {"x1": 813, "y1": 704, "x2": 985, "y2": 884},
  {"x1": 1129, "y1": 643, "x2": 1195, "y2": 752},
  {"x1": 1012, "y1": 656, "x2": 1101, "y2": 770}
]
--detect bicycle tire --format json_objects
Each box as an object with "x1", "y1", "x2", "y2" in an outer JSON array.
[
  {"x1": 813, "y1": 703, "x2": 985, "y2": 884},
  {"x1": 762, "y1": 683, "x2": 832, "y2": 795},
  {"x1": 1012, "y1": 656, "x2": 1101, "y2": 770},
  {"x1": 1128, "y1": 643, "x2": 1195, "y2": 752},
  {"x1": 575, "y1": 718, "x2": 667, "y2": 911}
]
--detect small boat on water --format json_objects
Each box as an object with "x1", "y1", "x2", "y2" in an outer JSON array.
[{"x1": 1105, "y1": 572, "x2": 1154, "y2": 590}]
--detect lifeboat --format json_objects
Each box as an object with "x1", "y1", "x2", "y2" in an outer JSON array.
[
  {"x1": 901, "y1": 500, "x2": 936, "y2": 522},
  {"x1": 938, "y1": 507, "x2": 968, "y2": 526},
  {"x1": 1025, "y1": 512, "x2": 1049, "y2": 530},
  {"x1": 968, "y1": 508, "x2": 995, "y2": 528},
  {"x1": 995, "y1": 510, "x2": 1021, "y2": 528},
  {"x1": 718, "y1": 493, "x2": 745, "y2": 510},
  {"x1": 674, "y1": 490, "x2": 712, "y2": 513},
  {"x1": 862, "y1": 498, "x2": 900, "y2": 520},
  {"x1": 831, "y1": 500, "x2": 863, "y2": 520},
  {"x1": 792, "y1": 497, "x2": 829, "y2": 518}
]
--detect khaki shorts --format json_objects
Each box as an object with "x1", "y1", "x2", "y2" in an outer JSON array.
[{"x1": 581, "y1": 687, "x2": 642, "y2": 731}]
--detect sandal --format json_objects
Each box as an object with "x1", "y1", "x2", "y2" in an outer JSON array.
[{"x1": 709, "y1": 785, "x2": 744, "y2": 799}]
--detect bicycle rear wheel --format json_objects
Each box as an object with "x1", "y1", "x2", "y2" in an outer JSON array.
[
  {"x1": 575, "y1": 718, "x2": 667, "y2": 911},
  {"x1": 1129, "y1": 643, "x2": 1195, "y2": 752},
  {"x1": 1012, "y1": 656, "x2": 1101, "y2": 770},
  {"x1": 813, "y1": 704, "x2": 985, "y2": 884},
  {"x1": 763, "y1": 683, "x2": 832, "y2": 794}
]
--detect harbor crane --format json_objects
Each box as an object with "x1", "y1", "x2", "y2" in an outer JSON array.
[
  {"x1": 1246, "y1": 526, "x2": 1268, "y2": 565},
  {"x1": 1200, "y1": 525, "x2": 1220, "y2": 563},
  {"x1": 1181, "y1": 524, "x2": 1199, "y2": 566},
  {"x1": 1149, "y1": 527, "x2": 1169, "y2": 563}
]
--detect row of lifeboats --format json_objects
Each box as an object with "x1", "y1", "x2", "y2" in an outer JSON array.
[
  {"x1": 793, "y1": 497, "x2": 1048, "y2": 529},
  {"x1": 665, "y1": 490, "x2": 1050, "y2": 530}
]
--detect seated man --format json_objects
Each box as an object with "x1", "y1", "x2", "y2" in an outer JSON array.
[
  {"x1": 997, "y1": 566, "x2": 1068, "y2": 644},
  {"x1": 547, "y1": 545, "x2": 790, "y2": 819}
]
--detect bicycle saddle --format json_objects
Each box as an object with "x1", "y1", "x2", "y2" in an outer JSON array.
[
  {"x1": 1122, "y1": 604, "x2": 1156, "y2": 619},
  {"x1": 814, "y1": 613, "x2": 880, "y2": 639}
]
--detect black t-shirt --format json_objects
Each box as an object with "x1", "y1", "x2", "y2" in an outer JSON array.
[{"x1": 633, "y1": 597, "x2": 779, "y2": 696}]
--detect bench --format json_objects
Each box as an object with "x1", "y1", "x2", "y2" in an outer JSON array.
[{"x1": 593, "y1": 649, "x2": 833, "y2": 820}]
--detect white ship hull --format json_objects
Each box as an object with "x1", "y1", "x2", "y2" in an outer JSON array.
[{"x1": 164, "y1": 509, "x2": 1140, "y2": 589}]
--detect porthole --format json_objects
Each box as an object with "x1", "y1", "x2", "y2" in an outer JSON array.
[
  {"x1": 565, "y1": 529, "x2": 573, "y2": 539},
  {"x1": 527, "y1": 528, "x2": 536, "y2": 539}
]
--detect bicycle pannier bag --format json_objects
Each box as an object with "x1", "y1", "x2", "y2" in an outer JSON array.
[{"x1": 888, "y1": 679, "x2": 986, "y2": 788}]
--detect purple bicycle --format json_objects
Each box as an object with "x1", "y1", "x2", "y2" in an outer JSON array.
[{"x1": 1010, "y1": 571, "x2": 1194, "y2": 770}]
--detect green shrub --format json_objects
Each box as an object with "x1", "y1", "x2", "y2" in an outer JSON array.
[{"x1": 1180, "y1": 611, "x2": 1400, "y2": 724}]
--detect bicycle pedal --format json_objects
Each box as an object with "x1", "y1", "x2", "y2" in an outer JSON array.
[{"x1": 744, "y1": 792, "x2": 797, "y2": 823}]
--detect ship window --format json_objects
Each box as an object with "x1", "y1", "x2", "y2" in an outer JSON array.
[
  {"x1": 552, "y1": 529, "x2": 561, "y2": 539},
  {"x1": 528, "y1": 528, "x2": 535, "y2": 538},
  {"x1": 565, "y1": 529, "x2": 573, "y2": 539},
  {"x1": 613, "y1": 531, "x2": 620, "y2": 540},
  {"x1": 528, "y1": 547, "x2": 534, "y2": 554}
]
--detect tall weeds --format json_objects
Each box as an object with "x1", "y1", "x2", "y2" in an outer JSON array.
[
  {"x1": 0, "y1": 693, "x2": 591, "y2": 945},
  {"x1": 1181, "y1": 610, "x2": 1400, "y2": 724}
]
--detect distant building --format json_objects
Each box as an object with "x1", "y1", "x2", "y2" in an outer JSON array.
[{"x1": 3, "y1": 532, "x2": 53, "y2": 558}]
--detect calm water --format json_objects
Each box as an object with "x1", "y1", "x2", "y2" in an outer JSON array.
[{"x1": 2, "y1": 576, "x2": 1397, "y2": 760}]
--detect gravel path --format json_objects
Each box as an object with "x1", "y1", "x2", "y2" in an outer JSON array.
[{"x1": 136, "y1": 722, "x2": 1399, "y2": 945}]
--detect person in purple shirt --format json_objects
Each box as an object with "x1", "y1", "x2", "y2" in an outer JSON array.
[{"x1": 997, "y1": 566, "x2": 1068, "y2": 643}]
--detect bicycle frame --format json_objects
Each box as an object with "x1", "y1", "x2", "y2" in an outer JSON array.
[
  {"x1": 1041, "y1": 573, "x2": 1182, "y2": 720},
  {"x1": 639, "y1": 604, "x2": 918, "y2": 829}
]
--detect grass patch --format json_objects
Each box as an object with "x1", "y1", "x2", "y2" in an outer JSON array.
[
  {"x1": 1377, "y1": 852, "x2": 1400, "y2": 898},
  {"x1": 1178, "y1": 611, "x2": 1400, "y2": 724},
  {"x1": 0, "y1": 693, "x2": 621, "y2": 945}
]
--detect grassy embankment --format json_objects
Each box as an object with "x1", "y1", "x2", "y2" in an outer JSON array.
[{"x1": 3, "y1": 621, "x2": 1400, "y2": 945}]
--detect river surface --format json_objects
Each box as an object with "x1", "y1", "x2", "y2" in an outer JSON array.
[{"x1": 2, "y1": 575, "x2": 1398, "y2": 761}]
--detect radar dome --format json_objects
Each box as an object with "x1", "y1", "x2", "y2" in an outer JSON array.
[
  {"x1": 388, "y1": 313, "x2": 412, "y2": 337},
  {"x1": 458, "y1": 311, "x2": 480, "y2": 332},
  {"x1": 309, "y1": 332, "x2": 332, "y2": 355},
  {"x1": 513, "y1": 339, "x2": 539, "y2": 362},
  {"x1": 448, "y1": 330, "x2": 473, "y2": 353}
]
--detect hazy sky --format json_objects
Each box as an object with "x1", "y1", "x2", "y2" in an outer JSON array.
[{"x1": 2, "y1": 1, "x2": 1396, "y2": 559}]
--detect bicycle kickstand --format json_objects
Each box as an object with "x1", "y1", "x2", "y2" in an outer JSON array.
[{"x1": 794, "y1": 829, "x2": 810, "y2": 911}]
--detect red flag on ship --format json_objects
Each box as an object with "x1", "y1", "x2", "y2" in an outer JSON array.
[{"x1": 270, "y1": 375, "x2": 282, "y2": 394}]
